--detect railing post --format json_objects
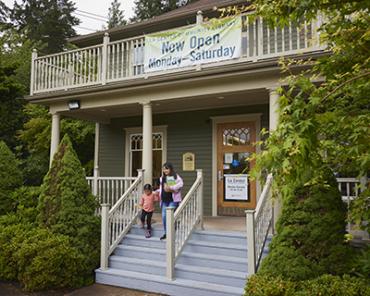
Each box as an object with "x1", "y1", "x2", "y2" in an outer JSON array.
[
  {"x1": 137, "y1": 169, "x2": 145, "y2": 196},
  {"x1": 101, "y1": 32, "x2": 110, "y2": 85},
  {"x1": 196, "y1": 11, "x2": 203, "y2": 25},
  {"x1": 30, "y1": 49, "x2": 37, "y2": 95},
  {"x1": 100, "y1": 203, "x2": 110, "y2": 270},
  {"x1": 246, "y1": 209, "x2": 256, "y2": 275},
  {"x1": 197, "y1": 169, "x2": 204, "y2": 230},
  {"x1": 166, "y1": 206, "x2": 175, "y2": 280}
]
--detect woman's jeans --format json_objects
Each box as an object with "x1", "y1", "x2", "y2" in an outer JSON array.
[{"x1": 161, "y1": 201, "x2": 179, "y2": 233}]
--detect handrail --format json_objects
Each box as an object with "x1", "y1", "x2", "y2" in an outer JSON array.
[
  {"x1": 166, "y1": 169, "x2": 203, "y2": 280},
  {"x1": 246, "y1": 173, "x2": 273, "y2": 276},
  {"x1": 100, "y1": 170, "x2": 144, "y2": 270}
]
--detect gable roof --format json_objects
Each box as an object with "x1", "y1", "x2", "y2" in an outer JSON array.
[{"x1": 69, "y1": 0, "x2": 248, "y2": 47}]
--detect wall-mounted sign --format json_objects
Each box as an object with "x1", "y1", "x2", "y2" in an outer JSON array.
[
  {"x1": 144, "y1": 17, "x2": 241, "y2": 73},
  {"x1": 182, "y1": 152, "x2": 195, "y2": 171},
  {"x1": 224, "y1": 174, "x2": 248, "y2": 201}
]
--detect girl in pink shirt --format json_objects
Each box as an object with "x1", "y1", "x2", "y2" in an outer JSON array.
[{"x1": 139, "y1": 184, "x2": 159, "y2": 238}]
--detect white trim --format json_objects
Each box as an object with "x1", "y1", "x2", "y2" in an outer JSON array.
[
  {"x1": 211, "y1": 113, "x2": 262, "y2": 216},
  {"x1": 124, "y1": 125, "x2": 167, "y2": 177}
]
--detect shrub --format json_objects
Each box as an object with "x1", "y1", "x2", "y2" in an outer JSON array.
[
  {"x1": 14, "y1": 228, "x2": 84, "y2": 291},
  {"x1": 245, "y1": 274, "x2": 370, "y2": 296},
  {"x1": 258, "y1": 168, "x2": 350, "y2": 280},
  {"x1": 0, "y1": 141, "x2": 22, "y2": 215},
  {"x1": 10, "y1": 186, "x2": 41, "y2": 223},
  {"x1": 37, "y1": 135, "x2": 100, "y2": 284}
]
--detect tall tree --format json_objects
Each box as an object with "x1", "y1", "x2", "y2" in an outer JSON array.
[
  {"x1": 132, "y1": 0, "x2": 196, "y2": 22},
  {"x1": 0, "y1": 1, "x2": 8, "y2": 25},
  {"x1": 11, "y1": 0, "x2": 80, "y2": 54},
  {"x1": 107, "y1": 0, "x2": 127, "y2": 29}
]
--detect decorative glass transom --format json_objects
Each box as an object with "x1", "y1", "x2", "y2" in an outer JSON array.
[
  {"x1": 130, "y1": 133, "x2": 163, "y2": 151},
  {"x1": 223, "y1": 128, "x2": 250, "y2": 146}
]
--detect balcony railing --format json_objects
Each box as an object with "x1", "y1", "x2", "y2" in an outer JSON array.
[{"x1": 30, "y1": 15, "x2": 324, "y2": 95}]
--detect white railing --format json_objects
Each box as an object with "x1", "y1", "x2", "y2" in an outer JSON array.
[
  {"x1": 30, "y1": 15, "x2": 324, "y2": 94},
  {"x1": 86, "y1": 176, "x2": 137, "y2": 211},
  {"x1": 246, "y1": 173, "x2": 273, "y2": 275},
  {"x1": 100, "y1": 170, "x2": 144, "y2": 270},
  {"x1": 336, "y1": 177, "x2": 360, "y2": 203},
  {"x1": 166, "y1": 169, "x2": 203, "y2": 280}
]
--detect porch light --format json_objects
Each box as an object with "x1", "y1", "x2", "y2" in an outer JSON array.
[{"x1": 68, "y1": 100, "x2": 80, "y2": 110}]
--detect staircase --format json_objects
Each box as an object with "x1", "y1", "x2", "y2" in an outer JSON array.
[{"x1": 96, "y1": 223, "x2": 253, "y2": 296}]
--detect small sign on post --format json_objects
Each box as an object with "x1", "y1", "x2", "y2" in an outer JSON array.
[{"x1": 182, "y1": 152, "x2": 195, "y2": 171}]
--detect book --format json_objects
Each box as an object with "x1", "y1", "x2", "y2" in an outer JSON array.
[{"x1": 166, "y1": 176, "x2": 176, "y2": 187}]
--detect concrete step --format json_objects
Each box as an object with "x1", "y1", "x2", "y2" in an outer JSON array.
[
  {"x1": 121, "y1": 233, "x2": 166, "y2": 249},
  {"x1": 175, "y1": 264, "x2": 246, "y2": 287},
  {"x1": 184, "y1": 239, "x2": 247, "y2": 257},
  {"x1": 109, "y1": 255, "x2": 166, "y2": 276},
  {"x1": 113, "y1": 245, "x2": 166, "y2": 261},
  {"x1": 191, "y1": 230, "x2": 247, "y2": 245},
  {"x1": 96, "y1": 268, "x2": 244, "y2": 296},
  {"x1": 177, "y1": 251, "x2": 247, "y2": 272}
]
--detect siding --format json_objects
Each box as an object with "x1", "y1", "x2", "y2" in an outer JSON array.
[{"x1": 101, "y1": 104, "x2": 269, "y2": 215}]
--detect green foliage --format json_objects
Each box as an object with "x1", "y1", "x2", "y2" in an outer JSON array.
[
  {"x1": 245, "y1": 274, "x2": 370, "y2": 296},
  {"x1": 258, "y1": 168, "x2": 350, "y2": 280},
  {"x1": 11, "y1": 186, "x2": 41, "y2": 223},
  {"x1": 37, "y1": 134, "x2": 100, "y2": 284},
  {"x1": 14, "y1": 228, "x2": 84, "y2": 291},
  {"x1": 0, "y1": 141, "x2": 22, "y2": 215},
  {"x1": 10, "y1": 0, "x2": 80, "y2": 54},
  {"x1": 107, "y1": 0, "x2": 127, "y2": 29},
  {"x1": 349, "y1": 188, "x2": 370, "y2": 234}
]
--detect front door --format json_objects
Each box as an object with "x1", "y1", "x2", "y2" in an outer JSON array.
[{"x1": 217, "y1": 122, "x2": 256, "y2": 216}]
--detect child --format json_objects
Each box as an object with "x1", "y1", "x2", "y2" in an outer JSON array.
[{"x1": 139, "y1": 184, "x2": 159, "y2": 238}]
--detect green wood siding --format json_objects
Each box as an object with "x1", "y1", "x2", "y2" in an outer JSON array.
[{"x1": 100, "y1": 104, "x2": 269, "y2": 215}]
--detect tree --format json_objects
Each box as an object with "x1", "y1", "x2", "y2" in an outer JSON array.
[
  {"x1": 0, "y1": 141, "x2": 23, "y2": 215},
  {"x1": 11, "y1": 0, "x2": 80, "y2": 54},
  {"x1": 132, "y1": 0, "x2": 196, "y2": 22},
  {"x1": 37, "y1": 135, "x2": 100, "y2": 284},
  {"x1": 107, "y1": 0, "x2": 127, "y2": 29},
  {"x1": 0, "y1": 1, "x2": 9, "y2": 25}
]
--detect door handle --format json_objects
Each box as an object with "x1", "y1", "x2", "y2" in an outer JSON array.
[{"x1": 218, "y1": 170, "x2": 223, "y2": 181}]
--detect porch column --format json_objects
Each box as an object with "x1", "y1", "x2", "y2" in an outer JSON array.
[
  {"x1": 50, "y1": 112, "x2": 60, "y2": 167},
  {"x1": 93, "y1": 122, "x2": 100, "y2": 196},
  {"x1": 269, "y1": 88, "x2": 281, "y2": 225},
  {"x1": 269, "y1": 88, "x2": 279, "y2": 131},
  {"x1": 142, "y1": 101, "x2": 153, "y2": 185}
]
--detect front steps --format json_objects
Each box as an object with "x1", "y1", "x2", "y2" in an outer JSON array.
[{"x1": 96, "y1": 223, "x2": 252, "y2": 296}]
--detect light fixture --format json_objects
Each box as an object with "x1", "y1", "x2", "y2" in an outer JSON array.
[
  {"x1": 68, "y1": 100, "x2": 80, "y2": 110},
  {"x1": 217, "y1": 96, "x2": 224, "y2": 100}
]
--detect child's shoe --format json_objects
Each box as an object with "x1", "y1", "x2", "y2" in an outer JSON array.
[{"x1": 145, "y1": 229, "x2": 151, "y2": 238}]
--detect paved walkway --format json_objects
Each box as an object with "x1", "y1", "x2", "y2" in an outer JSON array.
[{"x1": 0, "y1": 216, "x2": 245, "y2": 296}]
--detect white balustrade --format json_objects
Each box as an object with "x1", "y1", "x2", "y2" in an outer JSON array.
[
  {"x1": 246, "y1": 173, "x2": 273, "y2": 275},
  {"x1": 336, "y1": 177, "x2": 360, "y2": 203},
  {"x1": 86, "y1": 176, "x2": 137, "y2": 212},
  {"x1": 31, "y1": 14, "x2": 324, "y2": 94},
  {"x1": 166, "y1": 169, "x2": 203, "y2": 280},
  {"x1": 100, "y1": 170, "x2": 144, "y2": 270}
]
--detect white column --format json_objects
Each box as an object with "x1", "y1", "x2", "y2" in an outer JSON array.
[
  {"x1": 269, "y1": 88, "x2": 279, "y2": 131},
  {"x1": 246, "y1": 209, "x2": 256, "y2": 275},
  {"x1": 50, "y1": 112, "x2": 61, "y2": 167},
  {"x1": 142, "y1": 101, "x2": 153, "y2": 185},
  {"x1": 93, "y1": 122, "x2": 100, "y2": 196},
  {"x1": 269, "y1": 88, "x2": 281, "y2": 225},
  {"x1": 166, "y1": 207, "x2": 175, "y2": 280},
  {"x1": 30, "y1": 49, "x2": 37, "y2": 96}
]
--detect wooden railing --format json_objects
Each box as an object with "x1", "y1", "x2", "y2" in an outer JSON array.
[
  {"x1": 166, "y1": 169, "x2": 203, "y2": 280},
  {"x1": 86, "y1": 176, "x2": 137, "y2": 214},
  {"x1": 100, "y1": 170, "x2": 144, "y2": 270},
  {"x1": 246, "y1": 174, "x2": 273, "y2": 275},
  {"x1": 30, "y1": 15, "x2": 324, "y2": 95}
]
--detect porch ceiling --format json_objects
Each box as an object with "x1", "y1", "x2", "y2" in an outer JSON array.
[{"x1": 61, "y1": 89, "x2": 268, "y2": 123}]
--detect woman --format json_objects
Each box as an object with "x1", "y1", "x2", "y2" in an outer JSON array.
[{"x1": 158, "y1": 162, "x2": 183, "y2": 240}]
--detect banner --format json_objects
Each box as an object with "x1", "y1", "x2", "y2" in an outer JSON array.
[{"x1": 144, "y1": 17, "x2": 242, "y2": 73}]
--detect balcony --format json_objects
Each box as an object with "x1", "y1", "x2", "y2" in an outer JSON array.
[{"x1": 30, "y1": 15, "x2": 325, "y2": 95}]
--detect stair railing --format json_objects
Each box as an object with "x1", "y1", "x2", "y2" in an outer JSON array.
[
  {"x1": 246, "y1": 173, "x2": 273, "y2": 275},
  {"x1": 100, "y1": 169, "x2": 144, "y2": 270},
  {"x1": 166, "y1": 169, "x2": 203, "y2": 280}
]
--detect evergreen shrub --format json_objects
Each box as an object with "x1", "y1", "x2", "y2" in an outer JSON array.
[
  {"x1": 37, "y1": 135, "x2": 100, "y2": 285},
  {"x1": 258, "y1": 168, "x2": 350, "y2": 280},
  {"x1": 245, "y1": 274, "x2": 370, "y2": 296},
  {"x1": 0, "y1": 141, "x2": 22, "y2": 215}
]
